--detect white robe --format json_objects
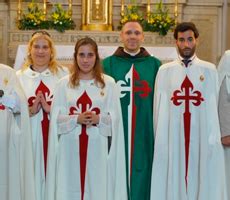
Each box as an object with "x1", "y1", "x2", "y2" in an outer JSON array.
[
  {"x1": 0, "y1": 64, "x2": 35, "y2": 200},
  {"x1": 217, "y1": 50, "x2": 230, "y2": 200},
  {"x1": 16, "y1": 67, "x2": 68, "y2": 200},
  {"x1": 45, "y1": 75, "x2": 127, "y2": 200},
  {"x1": 151, "y1": 57, "x2": 227, "y2": 200}
]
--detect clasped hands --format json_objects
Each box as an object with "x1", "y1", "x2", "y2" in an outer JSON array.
[
  {"x1": 77, "y1": 111, "x2": 99, "y2": 126},
  {"x1": 29, "y1": 91, "x2": 50, "y2": 116}
]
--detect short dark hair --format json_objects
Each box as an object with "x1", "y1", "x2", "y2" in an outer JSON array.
[{"x1": 173, "y1": 22, "x2": 199, "y2": 39}]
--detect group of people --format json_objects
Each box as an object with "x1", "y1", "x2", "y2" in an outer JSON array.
[{"x1": 0, "y1": 20, "x2": 229, "y2": 200}]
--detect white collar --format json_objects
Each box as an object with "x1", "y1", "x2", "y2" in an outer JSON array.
[
  {"x1": 23, "y1": 67, "x2": 52, "y2": 78},
  {"x1": 179, "y1": 54, "x2": 196, "y2": 62},
  {"x1": 123, "y1": 48, "x2": 141, "y2": 56}
]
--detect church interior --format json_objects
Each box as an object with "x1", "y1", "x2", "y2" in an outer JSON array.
[{"x1": 0, "y1": 0, "x2": 229, "y2": 67}]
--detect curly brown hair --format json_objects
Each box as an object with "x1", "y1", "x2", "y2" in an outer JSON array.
[
  {"x1": 69, "y1": 37, "x2": 105, "y2": 88},
  {"x1": 22, "y1": 31, "x2": 61, "y2": 74},
  {"x1": 174, "y1": 22, "x2": 199, "y2": 40}
]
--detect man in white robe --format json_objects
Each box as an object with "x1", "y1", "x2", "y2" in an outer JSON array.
[
  {"x1": 45, "y1": 74, "x2": 127, "y2": 200},
  {"x1": 217, "y1": 50, "x2": 230, "y2": 200},
  {"x1": 0, "y1": 63, "x2": 35, "y2": 200},
  {"x1": 151, "y1": 22, "x2": 227, "y2": 200}
]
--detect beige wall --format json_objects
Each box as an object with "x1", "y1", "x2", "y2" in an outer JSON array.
[
  {"x1": 0, "y1": 0, "x2": 228, "y2": 66},
  {"x1": 0, "y1": 2, "x2": 8, "y2": 65}
]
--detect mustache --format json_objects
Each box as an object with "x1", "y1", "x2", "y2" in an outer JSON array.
[{"x1": 183, "y1": 48, "x2": 191, "y2": 51}]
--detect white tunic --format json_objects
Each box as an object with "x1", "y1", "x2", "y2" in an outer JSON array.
[
  {"x1": 217, "y1": 50, "x2": 230, "y2": 200},
  {"x1": 45, "y1": 75, "x2": 127, "y2": 200},
  {"x1": 151, "y1": 57, "x2": 227, "y2": 200},
  {"x1": 0, "y1": 64, "x2": 35, "y2": 200},
  {"x1": 16, "y1": 67, "x2": 68, "y2": 200}
]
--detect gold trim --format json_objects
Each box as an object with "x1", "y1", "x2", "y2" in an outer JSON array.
[
  {"x1": 81, "y1": 0, "x2": 113, "y2": 31},
  {"x1": 82, "y1": 24, "x2": 113, "y2": 31},
  {"x1": 200, "y1": 75, "x2": 204, "y2": 81},
  {"x1": 4, "y1": 78, "x2": 8, "y2": 86}
]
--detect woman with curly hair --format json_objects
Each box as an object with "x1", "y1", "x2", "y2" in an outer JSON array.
[{"x1": 16, "y1": 31, "x2": 68, "y2": 200}]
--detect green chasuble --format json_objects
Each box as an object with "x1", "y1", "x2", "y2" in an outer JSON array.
[{"x1": 103, "y1": 47, "x2": 161, "y2": 200}]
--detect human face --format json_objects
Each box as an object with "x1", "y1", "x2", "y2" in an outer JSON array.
[
  {"x1": 30, "y1": 38, "x2": 51, "y2": 69},
  {"x1": 120, "y1": 22, "x2": 144, "y2": 53},
  {"x1": 176, "y1": 30, "x2": 197, "y2": 59},
  {"x1": 77, "y1": 44, "x2": 96, "y2": 79}
]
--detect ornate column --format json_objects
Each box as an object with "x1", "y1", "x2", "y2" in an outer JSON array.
[{"x1": 81, "y1": 0, "x2": 113, "y2": 31}]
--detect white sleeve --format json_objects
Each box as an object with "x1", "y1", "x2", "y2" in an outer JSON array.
[
  {"x1": 94, "y1": 112, "x2": 112, "y2": 138},
  {"x1": 1, "y1": 90, "x2": 21, "y2": 113},
  {"x1": 218, "y1": 77, "x2": 230, "y2": 137},
  {"x1": 98, "y1": 112, "x2": 112, "y2": 127},
  {"x1": 57, "y1": 114, "x2": 80, "y2": 134}
]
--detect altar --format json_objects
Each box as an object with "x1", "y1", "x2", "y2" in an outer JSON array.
[
  {"x1": 0, "y1": 1, "x2": 226, "y2": 66},
  {"x1": 8, "y1": 30, "x2": 177, "y2": 68},
  {"x1": 14, "y1": 44, "x2": 177, "y2": 69}
]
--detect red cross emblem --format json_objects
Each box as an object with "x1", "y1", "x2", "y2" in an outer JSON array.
[
  {"x1": 28, "y1": 81, "x2": 53, "y2": 176},
  {"x1": 171, "y1": 75, "x2": 204, "y2": 189},
  {"x1": 69, "y1": 91, "x2": 100, "y2": 200}
]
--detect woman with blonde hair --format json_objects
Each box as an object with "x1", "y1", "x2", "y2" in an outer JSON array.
[
  {"x1": 16, "y1": 30, "x2": 68, "y2": 200},
  {"x1": 46, "y1": 37, "x2": 127, "y2": 200}
]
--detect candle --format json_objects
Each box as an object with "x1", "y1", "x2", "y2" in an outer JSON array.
[
  {"x1": 174, "y1": 0, "x2": 178, "y2": 24},
  {"x1": 18, "y1": 0, "x2": 21, "y2": 20},
  {"x1": 147, "y1": 0, "x2": 150, "y2": 13},
  {"x1": 69, "y1": 0, "x2": 72, "y2": 16},
  {"x1": 43, "y1": 0, "x2": 47, "y2": 16},
  {"x1": 174, "y1": 0, "x2": 178, "y2": 17},
  {"x1": 121, "y1": 0, "x2": 125, "y2": 16}
]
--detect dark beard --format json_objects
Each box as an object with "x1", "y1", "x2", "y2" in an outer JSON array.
[{"x1": 178, "y1": 47, "x2": 196, "y2": 59}]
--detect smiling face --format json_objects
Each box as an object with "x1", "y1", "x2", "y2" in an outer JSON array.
[
  {"x1": 76, "y1": 44, "x2": 96, "y2": 79},
  {"x1": 30, "y1": 37, "x2": 51, "y2": 69},
  {"x1": 120, "y1": 21, "x2": 144, "y2": 53},
  {"x1": 176, "y1": 30, "x2": 197, "y2": 59}
]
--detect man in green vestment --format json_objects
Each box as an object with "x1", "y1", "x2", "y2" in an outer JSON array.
[{"x1": 103, "y1": 20, "x2": 161, "y2": 200}]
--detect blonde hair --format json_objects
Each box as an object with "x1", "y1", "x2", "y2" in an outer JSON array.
[
  {"x1": 22, "y1": 32, "x2": 61, "y2": 74},
  {"x1": 69, "y1": 37, "x2": 105, "y2": 88}
]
